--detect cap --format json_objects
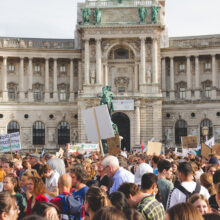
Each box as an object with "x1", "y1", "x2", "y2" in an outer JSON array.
[
  {"x1": 209, "y1": 157, "x2": 219, "y2": 164},
  {"x1": 188, "y1": 150, "x2": 196, "y2": 156}
]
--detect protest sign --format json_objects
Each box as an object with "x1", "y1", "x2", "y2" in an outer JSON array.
[
  {"x1": 212, "y1": 144, "x2": 220, "y2": 156},
  {"x1": 201, "y1": 143, "x2": 212, "y2": 159},
  {"x1": 68, "y1": 143, "x2": 99, "y2": 153},
  {"x1": 146, "y1": 142, "x2": 162, "y2": 156},
  {"x1": 0, "y1": 132, "x2": 21, "y2": 153},
  {"x1": 205, "y1": 137, "x2": 215, "y2": 148},
  {"x1": 107, "y1": 134, "x2": 121, "y2": 155},
  {"x1": 182, "y1": 136, "x2": 197, "y2": 148}
]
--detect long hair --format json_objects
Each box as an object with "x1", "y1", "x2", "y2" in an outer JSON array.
[
  {"x1": 200, "y1": 173, "x2": 216, "y2": 195},
  {"x1": 28, "y1": 177, "x2": 46, "y2": 196}
]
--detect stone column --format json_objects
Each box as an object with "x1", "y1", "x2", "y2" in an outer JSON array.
[
  {"x1": 161, "y1": 57, "x2": 166, "y2": 98},
  {"x1": 53, "y1": 58, "x2": 58, "y2": 102},
  {"x1": 84, "y1": 39, "x2": 90, "y2": 85},
  {"x1": 2, "y1": 56, "x2": 8, "y2": 102},
  {"x1": 140, "y1": 37, "x2": 146, "y2": 85},
  {"x1": 78, "y1": 61, "x2": 82, "y2": 90},
  {"x1": 186, "y1": 56, "x2": 191, "y2": 99},
  {"x1": 19, "y1": 57, "x2": 25, "y2": 101},
  {"x1": 152, "y1": 38, "x2": 158, "y2": 84},
  {"x1": 134, "y1": 63, "x2": 138, "y2": 91},
  {"x1": 212, "y1": 54, "x2": 217, "y2": 99},
  {"x1": 135, "y1": 102, "x2": 140, "y2": 145},
  {"x1": 104, "y1": 64, "x2": 108, "y2": 86},
  {"x1": 96, "y1": 38, "x2": 102, "y2": 84},
  {"x1": 195, "y1": 56, "x2": 200, "y2": 99},
  {"x1": 69, "y1": 59, "x2": 75, "y2": 102},
  {"x1": 170, "y1": 57, "x2": 175, "y2": 100},
  {"x1": 28, "y1": 57, "x2": 33, "y2": 102},
  {"x1": 44, "y1": 58, "x2": 50, "y2": 102}
]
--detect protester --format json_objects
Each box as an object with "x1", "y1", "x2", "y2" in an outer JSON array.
[
  {"x1": 200, "y1": 172, "x2": 216, "y2": 196},
  {"x1": 188, "y1": 193, "x2": 210, "y2": 215},
  {"x1": 26, "y1": 177, "x2": 48, "y2": 215},
  {"x1": 39, "y1": 165, "x2": 59, "y2": 200},
  {"x1": 47, "y1": 156, "x2": 66, "y2": 176},
  {"x1": 19, "y1": 160, "x2": 31, "y2": 180},
  {"x1": 102, "y1": 155, "x2": 134, "y2": 194},
  {"x1": 29, "y1": 154, "x2": 41, "y2": 174},
  {"x1": 85, "y1": 186, "x2": 111, "y2": 220},
  {"x1": 93, "y1": 207, "x2": 127, "y2": 220},
  {"x1": 167, "y1": 162, "x2": 210, "y2": 209},
  {"x1": 207, "y1": 164, "x2": 218, "y2": 176},
  {"x1": 0, "y1": 159, "x2": 6, "y2": 192},
  {"x1": 165, "y1": 202, "x2": 203, "y2": 220},
  {"x1": 157, "y1": 159, "x2": 174, "y2": 209},
  {"x1": 151, "y1": 156, "x2": 159, "y2": 175},
  {"x1": 134, "y1": 154, "x2": 153, "y2": 186},
  {"x1": 3, "y1": 174, "x2": 26, "y2": 219},
  {"x1": 2, "y1": 160, "x2": 14, "y2": 176}
]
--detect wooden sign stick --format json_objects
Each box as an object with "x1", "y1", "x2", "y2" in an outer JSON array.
[
  {"x1": 92, "y1": 107, "x2": 104, "y2": 159},
  {"x1": 9, "y1": 136, "x2": 13, "y2": 160}
]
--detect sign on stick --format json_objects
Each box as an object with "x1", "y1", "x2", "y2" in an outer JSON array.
[
  {"x1": 0, "y1": 132, "x2": 21, "y2": 152},
  {"x1": 107, "y1": 135, "x2": 121, "y2": 155},
  {"x1": 201, "y1": 143, "x2": 212, "y2": 159}
]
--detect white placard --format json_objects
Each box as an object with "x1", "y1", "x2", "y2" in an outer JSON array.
[
  {"x1": 0, "y1": 132, "x2": 21, "y2": 152},
  {"x1": 113, "y1": 100, "x2": 134, "y2": 111},
  {"x1": 82, "y1": 105, "x2": 115, "y2": 142}
]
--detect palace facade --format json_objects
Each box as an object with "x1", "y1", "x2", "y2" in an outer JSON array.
[{"x1": 0, "y1": 0, "x2": 220, "y2": 151}]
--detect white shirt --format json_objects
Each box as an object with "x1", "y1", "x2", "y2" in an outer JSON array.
[
  {"x1": 166, "y1": 181, "x2": 210, "y2": 210},
  {"x1": 134, "y1": 163, "x2": 153, "y2": 185},
  {"x1": 45, "y1": 170, "x2": 60, "y2": 200}
]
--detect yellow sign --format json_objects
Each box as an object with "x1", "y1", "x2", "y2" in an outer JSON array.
[{"x1": 182, "y1": 136, "x2": 197, "y2": 148}]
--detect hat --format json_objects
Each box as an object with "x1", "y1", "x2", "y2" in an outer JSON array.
[
  {"x1": 30, "y1": 153, "x2": 40, "y2": 159},
  {"x1": 188, "y1": 150, "x2": 196, "y2": 156},
  {"x1": 209, "y1": 157, "x2": 219, "y2": 164}
]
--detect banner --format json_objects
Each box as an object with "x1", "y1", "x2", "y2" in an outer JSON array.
[
  {"x1": 0, "y1": 132, "x2": 21, "y2": 152},
  {"x1": 181, "y1": 136, "x2": 197, "y2": 148},
  {"x1": 68, "y1": 143, "x2": 99, "y2": 153}
]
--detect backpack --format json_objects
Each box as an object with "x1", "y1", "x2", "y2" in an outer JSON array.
[
  {"x1": 58, "y1": 194, "x2": 83, "y2": 220},
  {"x1": 175, "y1": 182, "x2": 201, "y2": 201}
]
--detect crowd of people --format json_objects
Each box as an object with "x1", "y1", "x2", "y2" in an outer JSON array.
[{"x1": 0, "y1": 148, "x2": 219, "y2": 220}]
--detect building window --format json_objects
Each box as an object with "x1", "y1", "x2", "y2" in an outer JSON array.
[
  {"x1": 59, "y1": 89, "x2": 66, "y2": 101},
  {"x1": 205, "y1": 62, "x2": 211, "y2": 70},
  {"x1": 33, "y1": 89, "x2": 41, "y2": 101},
  {"x1": 179, "y1": 88, "x2": 186, "y2": 99},
  {"x1": 7, "y1": 121, "x2": 20, "y2": 134},
  {"x1": 58, "y1": 121, "x2": 70, "y2": 145},
  {"x1": 8, "y1": 64, "x2": 15, "y2": 72},
  {"x1": 34, "y1": 65, "x2": 40, "y2": 72},
  {"x1": 200, "y1": 119, "x2": 213, "y2": 142},
  {"x1": 205, "y1": 87, "x2": 211, "y2": 98},
  {"x1": 60, "y1": 65, "x2": 66, "y2": 72},
  {"x1": 179, "y1": 64, "x2": 185, "y2": 71},
  {"x1": 175, "y1": 120, "x2": 187, "y2": 145},
  {"x1": 8, "y1": 88, "x2": 15, "y2": 100},
  {"x1": 33, "y1": 121, "x2": 45, "y2": 145}
]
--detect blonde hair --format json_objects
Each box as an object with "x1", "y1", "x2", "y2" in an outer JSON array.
[
  {"x1": 188, "y1": 193, "x2": 210, "y2": 208},
  {"x1": 200, "y1": 173, "x2": 216, "y2": 195}
]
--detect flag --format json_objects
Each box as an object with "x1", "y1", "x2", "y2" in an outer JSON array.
[
  {"x1": 140, "y1": 141, "x2": 144, "y2": 151},
  {"x1": 205, "y1": 137, "x2": 215, "y2": 148}
]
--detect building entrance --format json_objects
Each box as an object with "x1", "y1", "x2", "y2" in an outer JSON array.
[{"x1": 112, "y1": 112, "x2": 130, "y2": 151}]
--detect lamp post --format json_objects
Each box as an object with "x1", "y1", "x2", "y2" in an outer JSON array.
[{"x1": 202, "y1": 126, "x2": 209, "y2": 142}]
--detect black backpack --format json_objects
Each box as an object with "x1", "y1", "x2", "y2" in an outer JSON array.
[{"x1": 175, "y1": 182, "x2": 201, "y2": 201}]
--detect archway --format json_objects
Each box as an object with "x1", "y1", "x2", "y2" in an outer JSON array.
[{"x1": 112, "y1": 112, "x2": 130, "y2": 151}]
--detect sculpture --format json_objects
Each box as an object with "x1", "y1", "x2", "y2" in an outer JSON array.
[
  {"x1": 94, "y1": 8, "x2": 101, "y2": 25},
  {"x1": 82, "y1": 8, "x2": 91, "y2": 24},
  {"x1": 117, "y1": 0, "x2": 122, "y2": 3},
  {"x1": 151, "y1": 6, "x2": 159, "y2": 24},
  {"x1": 138, "y1": 7, "x2": 147, "y2": 24},
  {"x1": 90, "y1": 69, "x2": 96, "y2": 84}
]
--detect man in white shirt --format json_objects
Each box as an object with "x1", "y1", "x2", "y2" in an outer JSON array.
[
  {"x1": 134, "y1": 154, "x2": 153, "y2": 186},
  {"x1": 166, "y1": 162, "x2": 210, "y2": 209}
]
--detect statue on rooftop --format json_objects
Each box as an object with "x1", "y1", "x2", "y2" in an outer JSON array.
[
  {"x1": 151, "y1": 6, "x2": 159, "y2": 24},
  {"x1": 94, "y1": 8, "x2": 101, "y2": 25},
  {"x1": 138, "y1": 7, "x2": 147, "y2": 24},
  {"x1": 82, "y1": 8, "x2": 91, "y2": 24}
]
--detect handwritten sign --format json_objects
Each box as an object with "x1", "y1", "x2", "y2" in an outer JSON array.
[
  {"x1": 182, "y1": 136, "x2": 197, "y2": 148},
  {"x1": 201, "y1": 143, "x2": 212, "y2": 159},
  {"x1": 0, "y1": 132, "x2": 21, "y2": 152},
  {"x1": 68, "y1": 143, "x2": 99, "y2": 153},
  {"x1": 107, "y1": 135, "x2": 121, "y2": 155}
]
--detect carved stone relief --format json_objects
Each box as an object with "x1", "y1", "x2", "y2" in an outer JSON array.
[{"x1": 114, "y1": 76, "x2": 129, "y2": 88}]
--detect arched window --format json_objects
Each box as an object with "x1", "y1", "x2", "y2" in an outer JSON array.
[
  {"x1": 33, "y1": 121, "x2": 45, "y2": 145},
  {"x1": 200, "y1": 119, "x2": 213, "y2": 142},
  {"x1": 7, "y1": 121, "x2": 20, "y2": 134},
  {"x1": 175, "y1": 120, "x2": 187, "y2": 145},
  {"x1": 58, "y1": 121, "x2": 70, "y2": 145}
]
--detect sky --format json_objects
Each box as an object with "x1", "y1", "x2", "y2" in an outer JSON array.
[{"x1": 0, "y1": 0, "x2": 219, "y2": 39}]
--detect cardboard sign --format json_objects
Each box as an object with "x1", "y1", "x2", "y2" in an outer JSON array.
[
  {"x1": 201, "y1": 143, "x2": 212, "y2": 159},
  {"x1": 212, "y1": 144, "x2": 220, "y2": 156},
  {"x1": 0, "y1": 132, "x2": 21, "y2": 152},
  {"x1": 182, "y1": 136, "x2": 197, "y2": 148},
  {"x1": 107, "y1": 135, "x2": 121, "y2": 155},
  {"x1": 82, "y1": 105, "x2": 115, "y2": 142},
  {"x1": 146, "y1": 142, "x2": 162, "y2": 156}
]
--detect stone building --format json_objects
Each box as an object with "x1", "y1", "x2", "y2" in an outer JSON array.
[{"x1": 0, "y1": 0, "x2": 219, "y2": 151}]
